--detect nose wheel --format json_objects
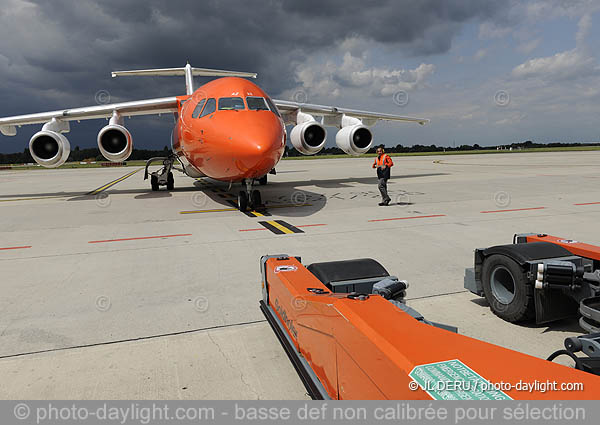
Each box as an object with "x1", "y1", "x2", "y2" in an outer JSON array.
[
  {"x1": 145, "y1": 155, "x2": 177, "y2": 191},
  {"x1": 251, "y1": 190, "x2": 262, "y2": 207},
  {"x1": 238, "y1": 190, "x2": 249, "y2": 212},
  {"x1": 237, "y1": 180, "x2": 262, "y2": 212}
]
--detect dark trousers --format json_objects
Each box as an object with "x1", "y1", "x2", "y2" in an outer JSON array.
[{"x1": 378, "y1": 178, "x2": 390, "y2": 202}]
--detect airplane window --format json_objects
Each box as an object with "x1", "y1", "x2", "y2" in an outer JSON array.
[
  {"x1": 246, "y1": 96, "x2": 269, "y2": 111},
  {"x1": 218, "y1": 97, "x2": 245, "y2": 110},
  {"x1": 191, "y1": 99, "x2": 206, "y2": 118},
  {"x1": 200, "y1": 98, "x2": 216, "y2": 118},
  {"x1": 265, "y1": 97, "x2": 281, "y2": 118}
]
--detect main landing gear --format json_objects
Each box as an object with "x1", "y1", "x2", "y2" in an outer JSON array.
[
  {"x1": 238, "y1": 179, "x2": 262, "y2": 212},
  {"x1": 145, "y1": 155, "x2": 176, "y2": 191}
]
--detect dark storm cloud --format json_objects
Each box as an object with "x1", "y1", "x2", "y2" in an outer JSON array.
[{"x1": 0, "y1": 0, "x2": 510, "y2": 151}]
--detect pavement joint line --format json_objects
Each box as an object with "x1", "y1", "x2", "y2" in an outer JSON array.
[
  {"x1": 86, "y1": 168, "x2": 141, "y2": 195},
  {"x1": 0, "y1": 245, "x2": 32, "y2": 251},
  {"x1": 0, "y1": 319, "x2": 267, "y2": 361},
  {"x1": 88, "y1": 233, "x2": 192, "y2": 244},
  {"x1": 368, "y1": 214, "x2": 446, "y2": 222},
  {"x1": 480, "y1": 207, "x2": 546, "y2": 214}
]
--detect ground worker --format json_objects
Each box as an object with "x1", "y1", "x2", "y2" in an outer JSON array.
[{"x1": 372, "y1": 146, "x2": 394, "y2": 206}]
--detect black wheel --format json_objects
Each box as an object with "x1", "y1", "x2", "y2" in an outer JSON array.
[
  {"x1": 166, "y1": 171, "x2": 174, "y2": 190},
  {"x1": 482, "y1": 254, "x2": 534, "y2": 322},
  {"x1": 151, "y1": 175, "x2": 159, "y2": 191},
  {"x1": 258, "y1": 175, "x2": 267, "y2": 185},
  {"x1": 238, "y1": 190, "x2": 248, "y2": 212},
  {"x1": 251, "y1": 190, "x2": 262, "y2": 208}
]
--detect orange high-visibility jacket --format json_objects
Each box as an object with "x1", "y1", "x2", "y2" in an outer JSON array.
[{"x1": 373, "y1": 154, "x2": 394, "y2": 168}]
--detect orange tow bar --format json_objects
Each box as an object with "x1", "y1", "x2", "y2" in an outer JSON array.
[{"x1": 260, "y1": 255, "x2": 600, "y2": 400}]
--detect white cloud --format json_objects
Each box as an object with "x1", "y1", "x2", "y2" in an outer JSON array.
[
  {"x1": 512, "y1": 48, "x2": 597, "y2": 80},
  {"x1": 512, "y1": 14, "x2": 597, "y2": 81},
  {"x1": 525, "y1": 0, "x2": 600, "y2": 20},
  {"x1": 576, "y1": 14, "x2": 592, "y2": 45},
  {"x1": 291, "y1": 51, "x2": 435, "y2": 100}
]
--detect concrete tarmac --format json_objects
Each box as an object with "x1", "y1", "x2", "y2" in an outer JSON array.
[{"x1": 1, "y1": 151, "x2": 599, "y2": 399}]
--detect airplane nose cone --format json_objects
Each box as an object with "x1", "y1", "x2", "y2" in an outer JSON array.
[
  {"x1": 235, "y1": 133, "x2": 282, "y2": 177},
  {"x1": 197, "y1": 111, "x2": 285, "y2": 180}
]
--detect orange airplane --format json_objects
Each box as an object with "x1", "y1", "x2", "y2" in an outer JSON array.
[{"x1": 0, "y1": 64, "x2": 429, "y2": 211}]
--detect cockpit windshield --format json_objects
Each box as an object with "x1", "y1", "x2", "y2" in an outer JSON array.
[
  {"x1": 246, "y1": 96, "x2": 269, "y2": 111},
  {"x1": 265, "y1": 97, "x2": 281, "y2": 118},
  {"x1": 218, "y1": 97, "x2": 245, "y2": 110}
]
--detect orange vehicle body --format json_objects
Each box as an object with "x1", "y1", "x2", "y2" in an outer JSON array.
[
  {"x1": 524, "y1": 233, "x2": 600, "y2": 262},
  {"x1": 262, "y1": 256, "x2": 600, "y2": 400},
  {"x1": 171, "y1": 77, "x2": 286, "y2": 182}
]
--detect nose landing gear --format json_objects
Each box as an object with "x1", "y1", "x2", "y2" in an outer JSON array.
[
  {"x1": 145, "y1": 155, "x2": 178, "y2": 191},
  {"x1": 238, "y1": 179, "x2": 263, "y2": 212}
]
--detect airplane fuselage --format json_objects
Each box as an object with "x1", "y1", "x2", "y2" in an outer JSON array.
[{"x1": 172, "y1": 77, "x2": 286, "y2": 182}]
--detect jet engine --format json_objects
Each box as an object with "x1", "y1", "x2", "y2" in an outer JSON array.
[
  {"x1": 335, "y1": 116, "x2": 373, "y2": 156},
  {"x1": 29, "y1": 119, "x2": 71, "y2": 168},
  {"x1": 290, "y1": 112, "x2": 326, "y2": 155},
  {"x1": 97, "y1": 112, "x2": 133, "y2": 162}
]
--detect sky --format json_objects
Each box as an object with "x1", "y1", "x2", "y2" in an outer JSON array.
[{"x1": 1, "y1": 0, "x2": 599, "y2": 153}]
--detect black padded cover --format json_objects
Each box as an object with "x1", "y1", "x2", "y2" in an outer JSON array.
[
  {"x1": 307, "y1": 258, "x2": 389, "y2": 286},
  {"x1": 482, "y1": 242, "x2": 573, "y2": 266}
]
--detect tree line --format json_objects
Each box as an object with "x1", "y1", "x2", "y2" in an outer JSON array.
[
  {"x1": 0, "y1": 146, "x2": 172, "y2": 164},
  {"x1": 283, "y1": 140, "x2": 600, "y2": 157},
  {"x1": 1, "y1": 141, "x2": 599, "y2": 164}
]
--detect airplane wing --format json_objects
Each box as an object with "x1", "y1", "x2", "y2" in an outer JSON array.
[
  {"x1": 272, "y1": 99, "x2": 430, "y2": 126},
  {"x1": 0, "y1": 97, "x2": 178, "y2": 136}
]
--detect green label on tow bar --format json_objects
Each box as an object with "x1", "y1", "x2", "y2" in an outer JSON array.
[{"x1": 409, "y1": 359, "x2": 512, "y2": 400}]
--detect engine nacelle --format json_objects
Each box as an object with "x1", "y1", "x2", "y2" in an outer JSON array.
[
  {"x1": 290, "y1": 121, "x2": 327, "y2": 155},
  {"x1": 97, "y1": 123, "x2": 133, "y2": 162},
  {"x1": 335, "y1": 124, "x2": 373, "y2": 156},
  {"x1": 29, "y1": 130, "x2": 71, "y2": 168}
]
